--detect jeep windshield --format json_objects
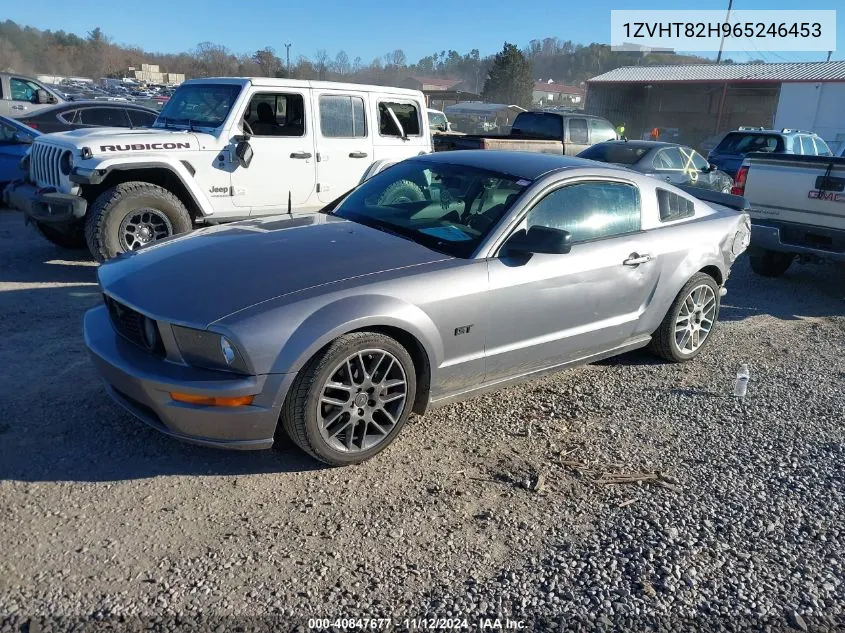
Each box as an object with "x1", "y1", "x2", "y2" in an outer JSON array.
[
  {"x1": 154, "y1": 83, "x2": 242, "y2": 129},
  {"x1": 328, "y1": 159, "x2": 528, "y2": 258}
]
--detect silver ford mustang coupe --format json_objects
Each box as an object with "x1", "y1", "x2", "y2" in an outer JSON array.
[{"x1": 84, "y1": 151, "x2": 750, "y2": 465}]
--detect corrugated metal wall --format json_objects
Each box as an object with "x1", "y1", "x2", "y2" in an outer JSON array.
[{"x1": 586, "y1": 82, "x2": 780, "y2": 151}]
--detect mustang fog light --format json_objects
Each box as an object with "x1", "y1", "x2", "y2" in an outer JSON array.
[
  {"x1": 59, "y1": 151, "x2": 73, "y2": 176},
  {"x1": 170, "y1": 393, "x2": 254, "y2": 407}
]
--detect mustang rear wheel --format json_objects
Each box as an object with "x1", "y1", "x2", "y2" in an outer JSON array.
[
  {"x1": 649, "y1": 272, "x2": 720, "y2": 363},
  {"x1": 281, "y1": 332, "x2": 417, "y2": 466}
]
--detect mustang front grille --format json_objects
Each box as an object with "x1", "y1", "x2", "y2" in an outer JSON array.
[{"x1": 104, "y1": 295, "x2": 164, "y2": 356}]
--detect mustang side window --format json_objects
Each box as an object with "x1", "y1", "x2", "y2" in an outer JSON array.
[{"x1": 526, "y1": 181, "x2": 641, "y2": 243}]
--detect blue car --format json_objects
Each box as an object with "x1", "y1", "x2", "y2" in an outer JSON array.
[
  {"x1": 0, "y1": 115, "x2": 39, "y2": 190},
  {"x1": 707, "y1": 127, "x2": 832, "y2": 178}
]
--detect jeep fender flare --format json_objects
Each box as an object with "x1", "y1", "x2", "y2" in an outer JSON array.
[{"x1": 71, "y1": 157, "x2": 214, "y2": 217}]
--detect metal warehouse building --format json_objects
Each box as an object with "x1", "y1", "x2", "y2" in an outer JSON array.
[{"x1": 586, "y1": 61, "x2": 845, "y2": 152}]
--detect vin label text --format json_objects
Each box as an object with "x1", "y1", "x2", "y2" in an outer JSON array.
[{"x1": 610, "y1": 10, "x2": 835, "y2": 52}]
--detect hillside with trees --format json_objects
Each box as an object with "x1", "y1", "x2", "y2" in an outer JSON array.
[{"x1": 0, "y1": 19, "x2": 709, "y2": 89}]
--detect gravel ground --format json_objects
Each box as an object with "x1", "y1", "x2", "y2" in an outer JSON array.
[{"x1": 1, "y1": 208, "x2": 844, "y2": 632}]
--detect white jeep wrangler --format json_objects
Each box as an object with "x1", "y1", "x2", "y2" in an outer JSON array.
[{"x1": 4, "y1": 77, "x2": 431, "y2": 260}]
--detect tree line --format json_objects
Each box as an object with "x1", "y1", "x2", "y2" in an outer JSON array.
[{"x1": 0, "y1": 20, "x2": 708, "y2": 107}]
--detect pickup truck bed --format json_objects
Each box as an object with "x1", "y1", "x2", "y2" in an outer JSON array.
[
  {"x1": 738, "y1": 152, "x2": 845, "y2": 276},
  {"x1": 433, "y1": 133, "x2": 564, "y2": 154}
]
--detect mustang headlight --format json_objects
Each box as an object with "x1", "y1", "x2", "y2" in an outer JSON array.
[{"x1": 172, "y1": 325, "x2": 249, "y2": 374}]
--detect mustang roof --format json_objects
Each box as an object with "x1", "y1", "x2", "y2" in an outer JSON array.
[{"x1": 414, "y1": 150, "x2": 596, "y2": 180}]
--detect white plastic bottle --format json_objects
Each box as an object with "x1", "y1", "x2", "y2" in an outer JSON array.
[{"x1": 733, "y1": 364, "x2": 750, "y2": 398}]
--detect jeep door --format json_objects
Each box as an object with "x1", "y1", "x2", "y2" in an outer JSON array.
[
  {"x1": 312, "y1": 90, "x2": 374, "y2": 204},
  {"x1": 231, "y1": 89, "x2": 317, "y2": 210},
  {"x1": 484, "y1": 178, "x2": 660, "y2": 382},
  {"x1": 371, "y1": 98, "x2": 427, "y2": 164}
]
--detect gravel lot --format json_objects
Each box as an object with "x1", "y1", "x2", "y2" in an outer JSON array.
[{"x1": 1, "y1": 208, "x2": 844, "y2": 632}]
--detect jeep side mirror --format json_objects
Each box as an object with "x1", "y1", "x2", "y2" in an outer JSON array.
[
  {"x1": 235, "y1": 140, "x2": 253, "y2": 168},
  {"x1": 503, "y1": 226, "x2": 572, "y2": 256},
  {"x1": 14, "y1": 132, "x2": 33, "y2": 145}
]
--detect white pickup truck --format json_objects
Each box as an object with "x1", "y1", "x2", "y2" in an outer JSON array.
[
  {"x1": 731, "y1": 152, "x2": 845, "y2": 276},
  {"x1": 4, "y1": 77, "x2": 431, "y2": 260}
]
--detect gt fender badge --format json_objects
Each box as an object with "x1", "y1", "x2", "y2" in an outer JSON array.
[{"x1": 454, "y1": 325, "x2": 473, "y2": 336}]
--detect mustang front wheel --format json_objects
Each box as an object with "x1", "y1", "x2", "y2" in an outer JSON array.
[
  {"x1": 281, "y1": 332, "x2": 417, "y2": 465},
  {"x1": 650, "y1": 272, "x2": 720, "y2": 362}
]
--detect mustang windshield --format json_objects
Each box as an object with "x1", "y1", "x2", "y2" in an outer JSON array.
[
  {"x1": 330, "y1": 160, "x2": 529, "y2": 258},
  {"x1": 154, "y1": 83, "x2": 242, "y2": 129}
]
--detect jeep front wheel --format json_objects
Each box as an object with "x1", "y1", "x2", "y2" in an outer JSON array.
[{"x1": 85, "y1": 182, "x2": 192, "y2": 261}]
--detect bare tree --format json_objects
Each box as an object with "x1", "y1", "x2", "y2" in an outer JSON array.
[
  {"x1": 252, "y1": 47, "x2": 281, "y2": 77},
  {"x1": 314, "y1": 49, "x2": 330, "y2": 80},
  {"x1": 334, "y1": 50, "x2": 349, "y2": 75}
]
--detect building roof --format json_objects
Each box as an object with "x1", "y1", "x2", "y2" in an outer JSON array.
[
  {"x1": 444, "y1": 102, "x2": 527, "y2": 115},
  {"x1": 407, "y1": 76, "x2": 463, "y2": 88},
  {"x1": 588, "y1": 60, "x2": 845, "y2": 84},
  {"x1": 533, "y1": 81, "x2": 584, "y2": 95}
]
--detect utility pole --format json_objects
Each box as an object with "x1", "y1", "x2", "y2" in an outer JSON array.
[
  {"x1": 716, "y1": 0, "x2": 733, "y2": 63},
  {"x1": 285, "y1": 43, "x2": 292, "y2": 77}
]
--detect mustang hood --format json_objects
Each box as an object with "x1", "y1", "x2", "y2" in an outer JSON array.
[{"x1": 97, "y1": 215, "x2": 450, "y2": 327}]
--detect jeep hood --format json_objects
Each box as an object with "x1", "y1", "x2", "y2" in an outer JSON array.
[
  {"x1": 97, "y1": 214, "x2": 451, "y2": 327},
  {"x1": 38, "y1": 128, "x2": 206, "y2": 155}
]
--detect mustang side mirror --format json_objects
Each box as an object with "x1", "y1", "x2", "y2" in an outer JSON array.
[
  {"x1": 504, "y1": 226, "x2": 572, "y2": 256},
  {"x1": 706, "y1": 163, "x2": 718, "y2": 172},
  {"x1": 235, "y1": 140, "x2": 254, "y2": 168}
]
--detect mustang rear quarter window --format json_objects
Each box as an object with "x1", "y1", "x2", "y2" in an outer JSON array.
[{"x1": 657, "y1": 189, "x2": 695, "y2": 222}]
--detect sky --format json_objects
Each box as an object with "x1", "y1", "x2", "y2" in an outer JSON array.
[{"x1": 5, "y1": 0, "x2": 844, "y2": 65}]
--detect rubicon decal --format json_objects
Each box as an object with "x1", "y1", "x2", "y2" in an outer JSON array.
[{"x1": 99, "y1": 142, "x2": 191, "y2": 152}]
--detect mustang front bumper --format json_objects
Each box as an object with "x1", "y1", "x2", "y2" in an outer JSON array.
[
  {"x1": 84, "y1": 305, "x2": 294, "y2": 450},
  {"x1": 3, "y1": 180, "x2": 87, "y2": 224}
]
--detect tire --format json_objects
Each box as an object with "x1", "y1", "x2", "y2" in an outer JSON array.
[
  {"x1": 377, "y1": 179, "x2": 425, "y2": 206},
  {"x1": 649, "y1": 272, "x2": 721, "y2": 363},
  {"x1": 33, "y1": 221, "x2": 88, "y2": 250},
  {"x1": 280, "y1": 332, "x2": 417, "y2": 466},
  {"x1": 749, "y1": 247, "x2": 793, "y2": 278},
  {"x1": 85, "y1": 181, "x2": 192, "y2": 261}
]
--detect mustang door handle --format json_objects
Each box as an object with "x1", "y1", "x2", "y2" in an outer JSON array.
[
  {"x1": 290, "y1": 152, "x2": 312, "y2": 159},
  {"x1": 623, "y1": 253, "x2": 653, "y2": 266},
  {"x1": 349, "y1": 151, "x2": 369, "y2": 158}
]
